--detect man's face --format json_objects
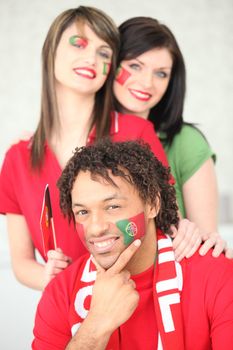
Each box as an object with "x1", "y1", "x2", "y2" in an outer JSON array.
[{"x1": 71, "y1": 170, "x2": 155, "y2": 269}]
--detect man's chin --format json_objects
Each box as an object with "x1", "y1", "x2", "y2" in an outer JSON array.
[{"x1": 94, "y1": 253, "x2": 119, "y2": 270}]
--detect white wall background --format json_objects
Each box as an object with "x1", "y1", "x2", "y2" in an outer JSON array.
[{"x1": 0, "y1": 1, "x2": 233, "y2": 349}]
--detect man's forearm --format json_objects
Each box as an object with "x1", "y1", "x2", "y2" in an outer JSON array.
[{"x1": 65, "y1": 315, "x2": 112, "y2": 350}]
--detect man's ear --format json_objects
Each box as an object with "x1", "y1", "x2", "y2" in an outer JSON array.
[{"x1": 147, "y1": 195, "x2": 160, "y2": 219}]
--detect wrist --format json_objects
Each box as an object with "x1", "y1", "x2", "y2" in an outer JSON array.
[
  {"x1": 69, "y1": 313, "x2": 112, "y2": 350},
  {"x1": 85, "y1": 311, "x2": 113, "y2": 339}
]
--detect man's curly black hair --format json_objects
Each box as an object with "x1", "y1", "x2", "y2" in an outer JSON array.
[{"x1": 57, "y1": 139, "x2": 179, "y2": 233}]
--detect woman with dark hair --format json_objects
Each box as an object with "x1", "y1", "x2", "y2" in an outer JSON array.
[
  {"x1": 0, "y1": 8, "x2": 169, "y2": 290},
  {"x1": 114, "y1": 16, "x2": 218, "y2": 236}
]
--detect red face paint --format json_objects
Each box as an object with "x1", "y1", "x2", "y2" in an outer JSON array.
[
  {"x1": 69, "y1": 35, "x2": 88, "y2": 48},
  {"x1": 115, "y1": 65, "x2": 131, "y2": 85},
  {"x1": 115, "y1": 212, "x2": 146, "y2": 245},
  {"x1": 76, "y1": 212, "x2": 146, "y2": 249},
  {"x1": 103, "y1": 62, "x2": 111, "y2": 75}
]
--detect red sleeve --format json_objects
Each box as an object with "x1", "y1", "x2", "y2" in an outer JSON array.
[
  {"x1": 209, "y1": 260, "x2": 233, "y2": 349},
  {"x1": 114, "y1": 113, "x2": 169, "y2": 168},
  {"x1": 0, "y1": 148, "x2": 22, "y2": 214},
  {"x1": 32, "y1": 257, "x2": 88, "y2": 350},
  {"x1": 32, "y1": 274, "x2": 73, "y2": 349},
  {"x1": 140, "y1": 121, "x2": 175, "y2": 184},
  {"x1": 140, "y1": 121, "x2": 169, "y2": 167}
]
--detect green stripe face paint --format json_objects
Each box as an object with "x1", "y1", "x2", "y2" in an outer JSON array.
[
  {"x1": 116, "y1": 212, "x2": 146, "y2": 245},
  {"x1": 103, "y1": 62, "x2": 111, "y2": 75}
]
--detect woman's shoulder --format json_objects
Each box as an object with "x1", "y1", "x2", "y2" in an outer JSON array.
[
  {"x1": 5, "y1": 138, "x2": 32, "y2": 155},
  {"x1": 166, "y1": 124, "x2": 213, "y2": 156},
  {"x1": 115, "y1": 112, "x2": 168, "y2": 167},
  {"x1": 174, "y1": 124, "x2": 208, "y2": 143},
  {"x1": 166, "y1": 124, "x2": 215, "y2": 183},
  {"x1": 2, "y1": 138, "x2": 32, "y2": 164},
  {"x1": 2, "y1": 138, "x2": 31, "y2": 157}
]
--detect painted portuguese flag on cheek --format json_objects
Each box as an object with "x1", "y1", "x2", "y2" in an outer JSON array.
[
  {"x1": 115, "y1": 212, "x2": 146, "y2": 245},
  {"x1": 115, "y1": 65, "x2": 131, "y2": 85}
]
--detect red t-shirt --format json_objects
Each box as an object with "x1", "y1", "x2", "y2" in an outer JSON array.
[
  {"x1": 32, "y1": 254, "x2": 158, "y2": 350},
  {"x1": 32, "y1": 250, "x2": 233, "y2": 349},
  {"x1": 181, "y1": 250, "x2": 233, "y2": 349},
  {"x1": 0, "y1": 112, "x2": 168, "y2": 261}
]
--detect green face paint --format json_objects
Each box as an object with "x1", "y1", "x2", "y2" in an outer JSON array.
[
  {"x1": 102, "y1": 62, "x2": 111, "y2": 75},
  {"x1": 69, "y1": 35, "x2": 88, "y2": 48},
  {"x1": 116, "y1": 212, "x2": 146, "y2": 245}
]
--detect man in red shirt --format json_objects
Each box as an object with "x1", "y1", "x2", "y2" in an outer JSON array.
[{"x1": 32, "y1": 140, "x2": 233, "y2": 350}]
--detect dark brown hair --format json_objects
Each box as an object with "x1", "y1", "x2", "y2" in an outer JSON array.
[
  {"x1": 115, "y1": 16, "x2": 186, "y2": 144},
  {"x1": 31, "y1": 6, "x2": 120, "y2": 169},
  {"x1": 57, "y1": 139, "x2": 179, "y2": 233}
]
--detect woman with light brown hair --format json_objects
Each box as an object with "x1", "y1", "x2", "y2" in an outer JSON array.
[{"x1": 0, "y1": 7, "x2": 169, "y2": 290}]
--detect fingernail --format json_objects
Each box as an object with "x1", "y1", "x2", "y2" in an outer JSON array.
[{"x1": 134, "y1": 239, "x2": 141, "y2": 247}]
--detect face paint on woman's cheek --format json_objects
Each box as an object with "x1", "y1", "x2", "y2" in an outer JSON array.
[
  {"x1": 75, "y1": 222, "x2": 87, "y2": 248},
  {"x1": 115, "y1": 212, "x2": 146, "y2": 246},
  {"x1": 103, "y1": 62, "x2": 111, "y2": 75},
  {"x1": 69, "y1": 35, "x2": 88, "y2": 48},
  {"x1": 115, "y1": 65, "x2": 131, "y2": 85}
]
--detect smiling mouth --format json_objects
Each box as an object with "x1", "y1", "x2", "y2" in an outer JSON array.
[
  {"x1": 73, "y1": 68, "x2": 96, "y2": 79},
  {"x1": 89, "y1": 237, "x2": 120, "y2": 254},
  {"x1": 129, "y1": 89, "x2": 152, "y2": 101}
]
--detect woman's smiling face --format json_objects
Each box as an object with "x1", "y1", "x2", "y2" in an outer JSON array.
[
  {"x1": 54, "y1": 22, "x2": 113, "y2": 96},
  {"x1": 113, "y1": 47, "x2": 173, "y2": 119}
]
